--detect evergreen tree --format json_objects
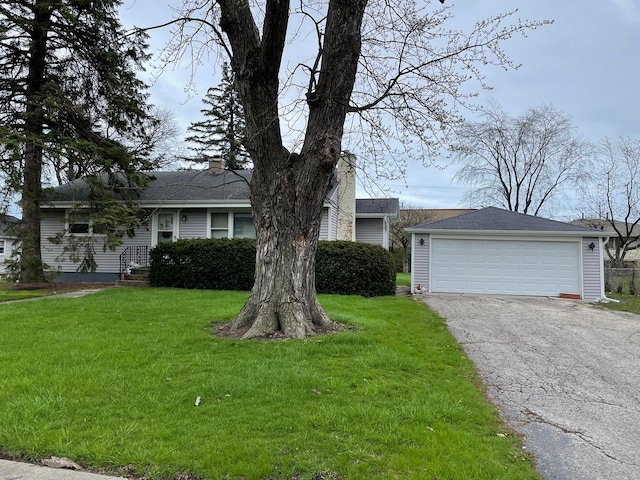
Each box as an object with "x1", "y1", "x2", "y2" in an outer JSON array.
[
  {"x1": 0, "y1": 0, "x2": 158, "y2": 282},
  {"x1": 185, "y1": 63, "x2": 249, "y2": 170}
]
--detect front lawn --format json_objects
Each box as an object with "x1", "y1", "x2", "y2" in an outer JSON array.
[
  {"x1": 395, "y1": 272, "x2": 411, "y2": 287},
  {"x1": 0, "y1": 288, "x2": 539, "y2": 479}
]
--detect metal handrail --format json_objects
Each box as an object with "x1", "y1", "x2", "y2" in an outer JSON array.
[{"x1": 119, "y1": 246, "x2": 149, "y2": 279}]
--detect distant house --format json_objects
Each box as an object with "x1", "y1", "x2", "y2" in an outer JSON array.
[
  {"x1": 571, "y1": 217, "x2": 640, "y2": 262},
  {"x1": 355, "y1": 198, "x2": 401, "y2": 249},
  {"x1": 41, "y1": 156, "x2": 399, "y2": 282},
  {"x1": 0, "y1": 215, "x2": 19, "y2": 276}
]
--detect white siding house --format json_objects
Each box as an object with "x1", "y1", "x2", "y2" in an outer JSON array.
[
  {"x1": 41, "y1": 157, "x2": 398, "y2": 282},
  {"x1": 0, "y1": 215, "x2": 19, "y2": 276},
  {"x1": 407, "y1": 207, "x2": 608, "y2": 301}
]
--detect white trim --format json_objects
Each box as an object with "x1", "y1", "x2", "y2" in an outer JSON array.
[
  {"x1": 207, "y1": 211, "x2": 231, "y2": 238},
  {"x1": 382, "y1": 216, "x2": 390, "y2": 249},
  {"x1": 406, "y1": 227, "x2": 592, "y2": 238},
  {"x1": 206, "y1": 209, "x2": 255, "y2": 239},
  {"x1": 356, "y1": 213, "x2": 395, "y2": 219},
  {"x1": 579, "y1": 239, "x2": 585, "y2": 299},
  {"x1": 45, "y1": 199, "x2": 336, "y2": 210},
  {"x1": 327, "y1": 205, "x2": 333, "y2": 241},
  {"x1": 429, "y1": 233, "x2": 583, "y2": 243},
  {"x1": 410, "y1": 233, "x2": 415, "y2": 293},
  {"x1": 428, "y1": 234, "x2": 433, "y2": 294},
  {"x1": 64, "y1": 209, "x2": 106, "y2": 237},
  {"x1": 151, "y1": 210, "x2": 179, "y2": 247},
  {"x1": 599, "y1": 236, "x2": 607, "y2": 297}
]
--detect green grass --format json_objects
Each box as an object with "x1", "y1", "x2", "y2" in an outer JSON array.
[
  {"x1": 0, "y1": 284, "x2": 54, "y2": 302},
  {"x1": 0, "y1": 288, "x2": 540, "y2": 480},
  {"x1": 395, "y1": 272, "x2": 411, "y2": 287},
  {"x1": 596, "y1": 293, "x2": 640, "y2": 314}
]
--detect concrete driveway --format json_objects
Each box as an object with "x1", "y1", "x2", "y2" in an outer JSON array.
[{"x1": 422, "y1": 294, "x2": 640, "y2": 480}]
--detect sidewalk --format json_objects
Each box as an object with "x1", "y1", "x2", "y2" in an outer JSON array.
[
  {"x1": 0, "y1": 459, "x2": 126, "y2": 480},
  {"x1": 2, "y1": 287, "x2": 113, "y2": 304}
]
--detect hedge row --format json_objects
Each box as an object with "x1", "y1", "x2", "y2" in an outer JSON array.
[{"x1": 149, "y1": 239, "x2": 395, "y2": 297}]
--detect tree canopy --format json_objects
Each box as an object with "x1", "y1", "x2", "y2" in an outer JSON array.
[
  {"x1": 579, "y1": 135, "x2": 640, "y2": 265},
  {"x1": 453, "y1": 104, "x2": 592, "y2": 216},
  {"x1": 0, "y1": 0, "x2": 158, "y2": 282},
  {"x1": 185, "y1": 63, "x2": 250, "y2": 169}
]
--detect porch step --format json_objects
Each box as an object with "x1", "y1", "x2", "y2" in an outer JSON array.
[
  {"x1": 118, "y1": 279, "x2": 150, "y2": 287},
  {"x1": 118, "y1": 267, "x2": 151, "y2": 287}
]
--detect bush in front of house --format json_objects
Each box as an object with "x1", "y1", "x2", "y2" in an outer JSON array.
[
  {"x1": 149, "y1": 239, "x2": 396, "y2": 297},
  {"x1": 316, "y1": 241, "x2": 396, "y2": 297},
  {"x1": 149, "y1": 238, "x2": 256, "y2": 290}
]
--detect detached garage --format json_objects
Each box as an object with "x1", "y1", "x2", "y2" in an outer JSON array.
[{"x1": 407, "y1": 207, "x2": 608, "y2": 300}]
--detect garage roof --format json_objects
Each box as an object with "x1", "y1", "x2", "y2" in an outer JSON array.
[{"x1": 407, "y1": 207, "x2": 598, "y2": 234}]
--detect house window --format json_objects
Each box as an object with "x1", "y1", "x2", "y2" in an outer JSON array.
[
  {"x1": 0, "y1": 239, "x2": 5, "y2": 255},
  {"x1": 156, "y1": 213, "x2": 175, "y2": 244},
  {"x1": 66, "y1": 211, "x2": 105, "y2": 236},
  {"x1": 67, "y1": 212, "x2": 91, "y2": 235},
  {"x1": 233, "y1": 213, "x2": 256, "y2": 239},
  {"x1": 211, "y1": 213, "x2": 229, "y2": 238},
  {"x1": 209, "y1": 212, "x2": 256, "y2": 239}
]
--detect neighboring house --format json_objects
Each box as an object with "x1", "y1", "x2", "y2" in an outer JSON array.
[
  {"x1": 407, "y1": 207, "x2": 609, "y2": 301},
  {"x1": 0, "y1": 215, "x2": 19, "y2": 276},
  {"x1": 571, "y1": 217, "x2": 640, "y2": 262},
  {"x1": 355, "y1": 198, "x2": 400, "y2": 250},
  {"x1": 401, "y1": 208, "x2": 475, "y2": 223},
  {"x1": 41, "y1": 156, "x2": 399, "y2": 282}
]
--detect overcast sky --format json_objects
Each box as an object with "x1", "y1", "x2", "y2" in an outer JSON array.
[{"x1": 119, "y1": 0, "x2": 640, "y2": 217}]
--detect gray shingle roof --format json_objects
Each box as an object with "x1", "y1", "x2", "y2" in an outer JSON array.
[
  {"x1": 0, "y1": 215, "x2": 19, "y2": 236},
  {"x1": 46, "y1": 170, "x2": 389, "y2": 215},
  {"x1": 356, "y1": 198, "x2": 399, "y2": 218},
  {"x1": 47, "y1": 170, "x2": 252, "y2": 203},
  {"x1": 408, "y1": 207, "x2": 598, "y2": 233}
]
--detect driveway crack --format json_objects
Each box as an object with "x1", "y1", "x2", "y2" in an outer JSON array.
[{"x1": 523, "y1": 408, "x2": 624, "y2": 464}]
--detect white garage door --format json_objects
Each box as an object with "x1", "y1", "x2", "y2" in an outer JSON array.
[{"x1": 431, "y1": 238, "x2": 581, "y2": 296}]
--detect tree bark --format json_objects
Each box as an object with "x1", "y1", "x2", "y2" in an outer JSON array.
[
  {"x1": 19, "y1": 1, "x2": 51, "y2": 283},
  {"x1": 217, "y1": 0, "x2": 367, "y2": 338}
]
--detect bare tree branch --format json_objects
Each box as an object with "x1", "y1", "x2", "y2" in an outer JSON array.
[{"x1": 453, "y1": 104, "x2": 592, "y2": 216}]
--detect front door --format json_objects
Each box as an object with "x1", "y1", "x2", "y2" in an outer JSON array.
[{"x1": 153, "y1": 211, "x2": 179, "y2": 246}]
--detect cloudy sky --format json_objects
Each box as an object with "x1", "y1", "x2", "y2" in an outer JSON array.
[{"x1": 119, "y1": 0, "x2": 640, "y2": 217}]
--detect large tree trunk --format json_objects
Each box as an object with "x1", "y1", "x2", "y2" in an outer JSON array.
[
  {"x1": 217, "y1": 0, "x2": 366, "y2": 338},
  {"x1": 19, "y1": 1, "x2": 50, "y2": 283},
  {"x1": 225, "y1": 150, "x2": 341, "y2": 339}
]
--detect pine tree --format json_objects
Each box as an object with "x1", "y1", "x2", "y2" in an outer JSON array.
[
  {"x1": 0, "y1": 0, "x2": 158, "y2": 282},
  {"x1": 185, "y1": 63, "x2": 249, "y2": 170}
]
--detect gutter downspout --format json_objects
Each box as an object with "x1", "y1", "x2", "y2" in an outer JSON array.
[{"x1": 597, "y1": 235, "x2": 620, "y2": 303}]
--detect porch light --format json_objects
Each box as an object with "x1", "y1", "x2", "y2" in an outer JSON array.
[
  {"x1": 419, "y1": 238, "x2": 424, "y2": 247},
  {"x1": 588, "y1": 242, "x2": 595, "y2": 251},
  {"x1": 181, "y1": 215, "x2": 188, "y2": 222}
]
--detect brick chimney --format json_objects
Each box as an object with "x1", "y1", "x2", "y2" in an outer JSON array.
[
  {"x1": 336, "y1": 153, "x2": 356, "y2": 241},
  {"x1": 208, "y1": 158, "x2": 224, "y2": 174}
]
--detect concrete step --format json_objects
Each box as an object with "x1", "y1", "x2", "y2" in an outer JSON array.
[
  {"x1": 129, "y1": 267, "x2": 150, "y2": 274},
  {"x1": 117, "y1": 279, "x2": 150, "y2": 287},
  {"x1": 123, "y1": 273, "x2": 149, "y2": 281}
]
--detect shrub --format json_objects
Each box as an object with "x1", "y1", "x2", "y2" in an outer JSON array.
[
  {"x1": 316, "y1": 241, "x2": 396, "y2": 297},
  {"x1": 150, "y1": 239, "x2": 396, "y2": 297},
  {"x1": 149, "y1": 238, "x2": 255, "y2": 290}
]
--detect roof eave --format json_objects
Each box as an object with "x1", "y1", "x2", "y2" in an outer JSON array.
[{"x1": 405, "y1": 228, "x2": 604, "y2": 237}]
